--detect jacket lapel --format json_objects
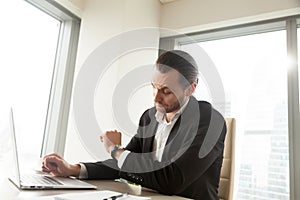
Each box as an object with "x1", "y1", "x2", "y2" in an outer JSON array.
[
  {"x1": 161, "y1": 96, "x2": 200, "y2": 161},
  {"x1": 143, "y1": 114, "x2": 158, "y2": 152}
]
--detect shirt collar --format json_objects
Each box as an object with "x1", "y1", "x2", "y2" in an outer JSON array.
[{"x1": 155, "y1": 97, "x2": 190, "y2": 124}]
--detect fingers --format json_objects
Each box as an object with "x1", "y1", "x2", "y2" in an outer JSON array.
[
  {"x1": 41, "y1": 153, "x2": 73, "y2": 177},
  {"x1": 41, "y1": 154, "x2": 62, "y2": 174},
  {"x1": 44, "y1": 157, "x2": 59, "y2": 170},
  {"x1": 43, "y1": 153, "x2": 63, "y2": 160},
  {"x1": 99, "y1": 130, "x2": 122, "y2": 154},
  {"x1": 49, "y1": 153, "x2": 63, "y2": 159},
  {"x1": 41, "y1": 166, "x2": 51, "y2": 173},
  {"x1": 100, "y1": 130, "x2": 121, "y2": 144},
  {"x1": 42, "y1": 153, "x2": 62, "y2": 167}
]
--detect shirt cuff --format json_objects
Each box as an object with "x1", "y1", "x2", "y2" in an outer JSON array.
[
  {"x1": 78, "y1": 163, "x2": 88, "y2": 179},
  {"x1": 117, "y1": 150, "x2": 130, "y2": 168}
]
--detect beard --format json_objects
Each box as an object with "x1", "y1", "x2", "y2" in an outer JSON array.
[
  {"x1": 164, "y1": 101, "x2": 181, "y2": 113},
  {"x1": 155, "y1": 96, "x2": 185, "y2": 114}
]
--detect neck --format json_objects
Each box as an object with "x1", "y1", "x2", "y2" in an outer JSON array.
[{"x1": 166, "y1": 112, "x2": 176, "y2": 123}]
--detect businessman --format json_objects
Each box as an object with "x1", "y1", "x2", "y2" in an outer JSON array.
[{"x1": 42, "y1": 50, "x2": 227, "y2": 200}]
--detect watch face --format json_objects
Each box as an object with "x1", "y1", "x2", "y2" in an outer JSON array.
[{"x1": 111, "y1": 145, "x2": 123, "y2": 159}]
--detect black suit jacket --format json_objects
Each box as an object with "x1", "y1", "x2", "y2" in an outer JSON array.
[{"x1": 83, "y1": 96, "x2": 227, "y2": 200}]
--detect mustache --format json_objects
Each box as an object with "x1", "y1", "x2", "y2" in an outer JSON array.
[
  {"x1": 155, "y1": 102, "x2": 165, "y2": 107},
  {"x1": 155, "y1": 103, "x2": 167, "y2": 110}
]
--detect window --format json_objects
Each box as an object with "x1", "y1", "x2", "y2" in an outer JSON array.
[
  {"x1": 180, "y1": 29, "x2": 289, "y2": 200},
  {"x1": 159, "y1": 17, "x2": 300, "y2": 199},
  {"x1": 0, "y1": 0, "x2": 80, "y2": 164},
  {"x1": 0, "y1": 0, "x2": 60, "y2": 157}
]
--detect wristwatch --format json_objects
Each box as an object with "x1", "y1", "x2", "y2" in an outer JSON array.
[{"x1": 111, "y1": 145, "x2": 123, "y2": 160}]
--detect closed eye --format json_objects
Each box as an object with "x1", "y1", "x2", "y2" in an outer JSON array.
[
  {"x1": 151, "y1": 83, "x2": 173, "y2": 95},
  {"x1": 162, "y1": 88, "x2": 172, "y2": 95}
]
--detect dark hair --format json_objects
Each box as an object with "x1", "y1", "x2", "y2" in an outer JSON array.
[{"x1": 156, "y1": 50, "x2": 198, "y2": 88}]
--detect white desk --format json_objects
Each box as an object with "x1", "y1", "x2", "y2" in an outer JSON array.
[{"x1": 0, "y1": 177, "x2": 190, "y2": 200}]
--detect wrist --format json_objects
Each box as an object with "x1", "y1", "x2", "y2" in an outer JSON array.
[
  {"x1": 69, "y1": 164, "x2": 81, "y2": 177},
  {"x1": 111, "y1": 145, "x2": 124, "y2": 160},
  {"x1": 114, "y1": 149, "x2": 125, "y2": 160}
]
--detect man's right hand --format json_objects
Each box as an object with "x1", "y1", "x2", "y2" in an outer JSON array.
[{"x1": 42, "y1": 153, "x2": 80, "y2": 177}]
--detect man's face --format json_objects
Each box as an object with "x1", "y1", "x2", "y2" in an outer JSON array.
[{"x1": 151, "y1": 67, "x2": 188, "y2": 114}]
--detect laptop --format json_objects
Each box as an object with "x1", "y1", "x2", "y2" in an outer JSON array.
[{"x1": 8, "y1": 108, "x2": 97, "y2": 189}]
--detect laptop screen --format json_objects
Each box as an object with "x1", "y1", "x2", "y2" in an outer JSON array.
[{"x1": 8, "y1": 108, "x2": 21, "y2": 188}]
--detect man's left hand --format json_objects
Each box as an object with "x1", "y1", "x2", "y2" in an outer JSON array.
[{"x1": 100, "y1": 130, "x2": 122, "y2": 154}]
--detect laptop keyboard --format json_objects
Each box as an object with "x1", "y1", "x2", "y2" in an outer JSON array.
[{"x1": 21, "y1": 174, "x2": 63, "y2": 185}]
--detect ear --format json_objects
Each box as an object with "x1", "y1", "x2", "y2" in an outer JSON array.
[{"x1": 185, "y1": 82, "x2": 197, "y2": 96}]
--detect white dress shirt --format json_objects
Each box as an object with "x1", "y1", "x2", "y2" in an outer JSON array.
[
  {"x1": 152, "y1": 98, "x2": 189, "y2": 161},
  {"x1": 78, "y1": 98, "x2": 190, "y2": 178}
]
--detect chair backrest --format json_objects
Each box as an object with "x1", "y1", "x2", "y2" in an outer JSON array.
[{"x1": 218, "y1": 118, "x2": 236, "y2": 200}]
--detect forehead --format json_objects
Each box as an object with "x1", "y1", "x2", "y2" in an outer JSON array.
[{"x1": 151, "y1": 67, "x2": 181, "y2": 89}]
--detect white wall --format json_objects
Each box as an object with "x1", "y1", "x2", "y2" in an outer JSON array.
[
  {"x1": 160, "y1": 0, "x2": 300, "y2": 33},
  {"x1": 54, "y1": 0, "x2": 85, "y2": 17},
  {"x1": 63, "y1": 0, "x2": 161, "y2": 163}
]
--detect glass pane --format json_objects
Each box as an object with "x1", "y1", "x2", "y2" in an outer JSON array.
[
  {"x1": 0, "y1": 0, "x2": 60, "y2": 158},
  {"x1": 181, "y1": 30, "x2": 289, "y2": 199}
]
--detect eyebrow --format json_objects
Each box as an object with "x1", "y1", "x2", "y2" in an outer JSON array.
[{"x1": 151, "y1": 83, "x2": 170, "y2": 91}]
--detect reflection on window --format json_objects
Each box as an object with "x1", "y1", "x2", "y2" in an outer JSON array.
[
  {"x1": 0, "y1": 1, "x2": 60, "y2": 157},
  {"x1": 180, "y1": 30, "x2": 289, "y2": 199}
]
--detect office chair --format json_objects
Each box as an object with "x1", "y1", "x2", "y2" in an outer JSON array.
[{"x1": 218, "y1": 118, "x2": 236, "y2": 200}]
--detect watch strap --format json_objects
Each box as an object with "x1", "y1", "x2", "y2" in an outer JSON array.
[{"x1": 111, "y1": 145, "x2": 123, "y2": 160}]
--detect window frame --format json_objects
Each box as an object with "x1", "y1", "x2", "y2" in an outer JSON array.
[
  {"x1": 159, "y1": 15, "x2": 300, "y2": 200},
  {"x1": 24, "y1": 0, "x2": 81, "y2": 157},
  {"x1": 287, "y1": 18, "x2": 300, "y2": 200}
]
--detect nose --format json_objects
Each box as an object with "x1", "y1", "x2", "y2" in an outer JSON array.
[{"x1": 153, "y1": 89, "x2": 162, "y2": 103}]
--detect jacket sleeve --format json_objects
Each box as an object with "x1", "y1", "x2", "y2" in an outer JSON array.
[
  {"x1": 82, "y1": 109, "x2": 154, "y2": 180},
  {"x1": 83, "y1": 159, "x2": 120, "y2": 180},
  {"x1": 125, "y1": 108, "x2": 156, "y2": 153}
]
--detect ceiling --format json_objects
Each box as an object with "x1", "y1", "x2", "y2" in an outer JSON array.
[{"x1": 159, "y1": 0, "x2": 178, "y2": 4}]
